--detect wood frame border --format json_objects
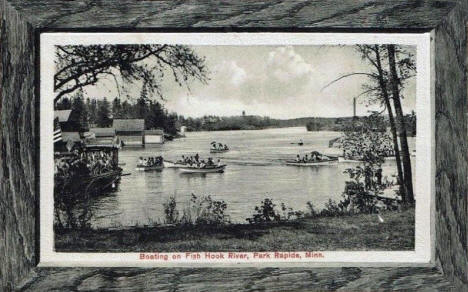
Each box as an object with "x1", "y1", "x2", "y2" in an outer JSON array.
[{"x1": 1, "y1": 0, "x2": 467, "y2": 290}]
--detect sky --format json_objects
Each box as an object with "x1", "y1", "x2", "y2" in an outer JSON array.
[{"x1": 82, "y1": 45, "x2": 416, "y2": 119}]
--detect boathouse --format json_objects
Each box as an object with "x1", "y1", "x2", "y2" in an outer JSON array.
[
  {"x1": 89, "y1": 127, "x2": 118, "y2": 146},
  {"x1": 113, "y1": 119, "x2": 145, "y2": 147},
  {"x1": 144, "y1": 129, "x2": 165, "y2": 145}
]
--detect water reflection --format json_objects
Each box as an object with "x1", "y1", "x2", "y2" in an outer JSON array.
[{"x1": 89, "y1": 127, "x2": 415, "y2": 228}]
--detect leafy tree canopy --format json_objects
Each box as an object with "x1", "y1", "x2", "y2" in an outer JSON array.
[{"x1": 54, "y1": 44, "x2": 208, "y2": 104}]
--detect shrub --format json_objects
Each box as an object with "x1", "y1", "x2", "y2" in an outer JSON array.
[
  {"x1": 54, "y1": 174, "x2": 95, "y2": 231},
  {"x1": 163, "y1": 196, "x2": 179, "y2": 224},
  {"x1": 180, "y1": 194, "x2": 230, "y2": 226},
  {"x1": 246, "y1": 198, "x2": 303, "y2": 224},
  {"x1": 319, "y1": 199, "x2": 346, "y2": 217},
  {"x1": 246, "y1": 198, "x2": 280, "y2": 224},
  {"x1": 306, "y1": 202, "x2": 318, "y2": 218}
]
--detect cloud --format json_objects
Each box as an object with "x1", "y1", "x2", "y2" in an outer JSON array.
[
  {"x1": 214, "y1": 60, "x2": 247, "y2": 86},
  {"x1": 266, "y1": 46, "x2": 314, "y2": 83}
]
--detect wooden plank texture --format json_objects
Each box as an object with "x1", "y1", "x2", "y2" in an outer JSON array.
[
  {"x1": 6, "y1": 0, "x2": 457, "y2": 29},
  {"x1": 0, "y1": 0, "x2": 37, "y2": 290},
  {"x1": 434, "y1": 4, "x2": 468, "y2": 287},
  {"x1": 0, "y1": 0, "x2": 467, "y2": 290},
  {"x1": 18, "y1": 267, "x2": 457, "y2": 291}
]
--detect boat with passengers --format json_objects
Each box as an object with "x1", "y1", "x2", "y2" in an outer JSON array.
[
  {"x1": 135, "y1": 156, "x2": 164, "y2": 171},
  {"x1": 286, "y1": 151, "x2": 338, "y2": 166},
  {"x1": 210, "y1": 141, "x2": 229, "y2": 153}
]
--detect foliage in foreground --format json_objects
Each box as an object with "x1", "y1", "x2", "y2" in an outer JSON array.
[{"x1": 163, "y1": 194, "x2": 230, "y2": 226}]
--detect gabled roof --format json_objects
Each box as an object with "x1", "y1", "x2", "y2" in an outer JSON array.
[
  {"x1": 144, "y1": 129, "x2": 164, "y2": 135},
  {"x1": 113, "y1": 119, "x2": 145, "y2": 132},
  {"x1": 54, "y1": 110, "x2": 72, "y2": 122},
  {"x1": 90, "y1": 128, "x2": 116, "y2": 137},
  {"x1": 61, "y1": 132, "x2": 81, "y2": 142}
]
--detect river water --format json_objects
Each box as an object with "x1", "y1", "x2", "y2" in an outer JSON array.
[{"x1": 89, "y1": 127, "x2": 415, "y2": 228}]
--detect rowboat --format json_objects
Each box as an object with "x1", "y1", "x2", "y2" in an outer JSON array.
[
  {"x1": 163, "y1": 160, "x2": 188, "y2": 168},
  {"x1": 179, "y1": 165, "x2": 226, "y2": 173},
  {"x1": 135, "y1": 164, "x2": 164, "y2": 171},
  {"x1": 210, "y1": 149, "x2": 229, "y2": 153},
  {"x1": 286, "y1": 157, "x2": 338, "y2": 166}
]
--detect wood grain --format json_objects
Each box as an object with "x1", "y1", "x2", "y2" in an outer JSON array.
[
  {"x1": 0, "y1": 0, "x2": 37, "y2": 290},
  {"x1": 1, "y1": 0, "x2": 468, "y2": 290},
  {"x1": 434, "y1": 4, "x2": 468, "y2": 287},
  {"x1": 6, "y1": 0, "x2": 456, "y2": 29},
  {"x1": 18, "y1": 267, "x2": 457, "y2": 291}
]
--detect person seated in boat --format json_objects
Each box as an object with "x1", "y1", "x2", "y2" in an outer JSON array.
[
  {"x1": 217, "y1": 159, "x2": 222, "y2": 167},
  {"x1": 199, "y1": 161, "x2": 206, "y2": 168},
  {"x1": 217, "y1": 143, "x2": 223, "y2": 150},
  {"x1": 211, "y1": 143, "x2": 217, "y2": 150},
  {"x1": 223, "y1": 144, "x2": 229, "y2": 150},
  {"x1": 177, "y1": 155, "x2": 185, "y2": 164},
  {"x1": 207, "y1": 157, "x2": 215, "y2": 166},
  {"x1": 310, "y1": 153, "x2": 317, "y2": 161},
  {"x1": 296, "y1": 154, "x2": 301, "y2": 162},
  {"x1": 303, "y1": 154, "x2": 309, "y2": 163},
  {"x1": 195, "y1": 153, "x2": 200, "y2": 162}
]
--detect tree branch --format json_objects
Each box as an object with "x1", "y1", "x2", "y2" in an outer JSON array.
[{"x1": 321, "y1": 72, "x2": 378, "y2": 92}]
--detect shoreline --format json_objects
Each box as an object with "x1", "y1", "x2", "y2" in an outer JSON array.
[{"x1": 55, "y1": 208, "x2": 414, "y2": 252}]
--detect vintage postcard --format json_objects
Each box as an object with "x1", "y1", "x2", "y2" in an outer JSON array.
[{"x1": 40, "y1": 33, "x2": 433, "y2": 267}]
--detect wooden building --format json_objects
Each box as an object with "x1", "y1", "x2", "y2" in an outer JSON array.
[
  {"x1": 89, "y1": 128, "x2": 117, "y2": 146},
  {"x1": 144, "y1": 129, "x2": 165, "y2": 145},
  {"x1": 113, "y1": 119, "x2": 145, "y2": 147}
]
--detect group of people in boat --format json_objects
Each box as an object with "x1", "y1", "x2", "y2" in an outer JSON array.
[
  {"x1": 138, "y1": 156, "x2": 163, "y2": 167},
  {"x1": 177, "y1": 154, "x2": 222, "y2": 168},
  {"x1": 55, "y1": 149, "x2": 116, "y2": 178},
  {"x1": 211, "y1": 142, "x2": 229, "y2": 150},
  {"x1": 294, "y1": 151, "x2": 332, "y2": 163}
]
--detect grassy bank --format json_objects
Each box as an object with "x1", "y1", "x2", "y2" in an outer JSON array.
[{"x1": 55, "y1": 208, "x2": 414, "y2": 252}]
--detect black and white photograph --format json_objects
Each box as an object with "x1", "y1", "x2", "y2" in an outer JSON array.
[
  {"x1": 40, "y1": 33, "x2": 432, "y2": 265},
  {"x1": 6, "y1": 0, "x2": 468, "y2": 289}
]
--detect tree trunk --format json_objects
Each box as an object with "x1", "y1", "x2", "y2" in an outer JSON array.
[
  {"x1": 372, "y1": 46, "x2": 406, "y2": 202},
  {"x1": 386, "y1": 45, "x2": 415, "y2": 205}
]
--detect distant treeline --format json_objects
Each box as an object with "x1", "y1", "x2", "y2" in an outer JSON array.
[
  {"x1": 181, "y1": 112, "x2": 416, "y2": 136},
  {"x1": 305, "y1": 112, "x2": 416, "y2": 136},
  {"x1": 56, "y1": 91, "x2": 416, "y2": 136}
]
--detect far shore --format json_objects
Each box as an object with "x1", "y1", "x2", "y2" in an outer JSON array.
[{"x1": 55, "y1": 208, "x2": 414, "y2": 252}]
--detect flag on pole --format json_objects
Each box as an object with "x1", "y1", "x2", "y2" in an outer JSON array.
[{"x1": 53, "y1": 117, "x2": 62, "y2": 143}]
